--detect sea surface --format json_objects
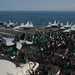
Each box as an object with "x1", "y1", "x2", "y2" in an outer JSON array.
[{"x1": 0, "y1": 11, "x2": 75, "y2": 26}]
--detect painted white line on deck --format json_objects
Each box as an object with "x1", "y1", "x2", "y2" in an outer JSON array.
[
  {"x1": 0, "y1": 32, "x2": 14, "y2": 36},
  {"x1": 30, "y1": 47, "x2": 36, "y2": 49}
]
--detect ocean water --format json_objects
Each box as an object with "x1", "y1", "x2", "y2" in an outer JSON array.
[{"x1": 0, "y1": 11, "x2": 75, "y2": 26}]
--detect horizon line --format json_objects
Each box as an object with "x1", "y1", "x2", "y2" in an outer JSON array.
[{"x1": 0, "y1": 10, "x2": 75, "y2": 12}]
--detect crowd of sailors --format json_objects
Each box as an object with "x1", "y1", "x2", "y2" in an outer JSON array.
[{"x1": 0, "y1": 30, "x2": 75, "y2": 75}]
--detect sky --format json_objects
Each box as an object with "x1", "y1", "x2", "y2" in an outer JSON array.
[{"x1": 0, "y1": 0, "x2": 75, "y2": 11}]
